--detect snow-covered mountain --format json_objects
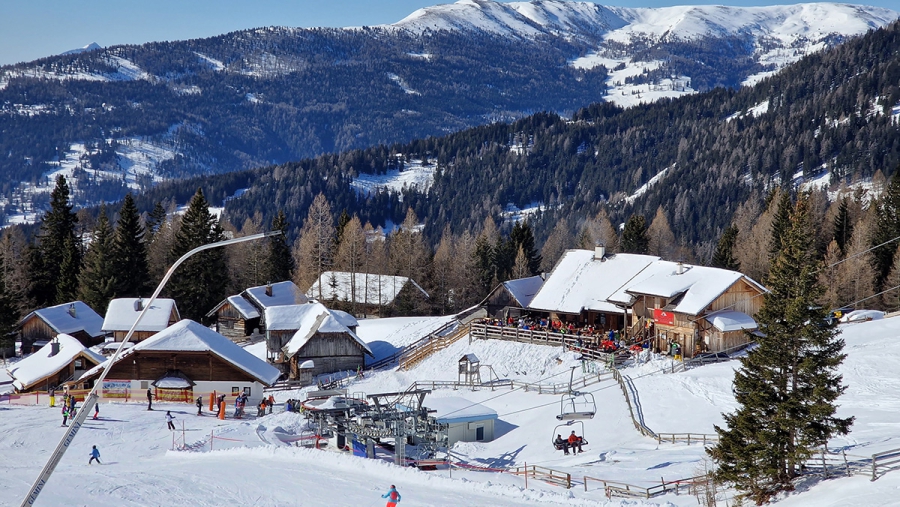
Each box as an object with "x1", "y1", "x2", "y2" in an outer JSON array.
[
  {"x1": 393, "y1": 0, "x2": 898, "y2": 105},
  {"x1": 61, "y1": 42, "x2": 102, "y2": 56}
]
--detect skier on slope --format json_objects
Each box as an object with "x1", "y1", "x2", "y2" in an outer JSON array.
[
  {"x1": 88, "y1": 445, "x2": 101, "y2": 465},
  {"x1": 166, "y1": 411, "x2": 176, "y2": 430},
  {"x1": 382, "y1": 485, "x2": 401, "y2": 507}
]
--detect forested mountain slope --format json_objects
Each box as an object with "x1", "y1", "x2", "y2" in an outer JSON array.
[{"x1": 214, "y1": 19, "x2": 900, "y2": 249}]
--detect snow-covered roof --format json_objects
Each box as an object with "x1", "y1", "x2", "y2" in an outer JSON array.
[
  {"x1": 7, "y1": 334, "x2": 104, "y2": 390},
  {"x1": 705, "y1": 310, "x2": 758, "y2": 332},
  {"x1": 502, "y1": 275, "x2": 544, "y2": 307},
  {"x1": 228, "y1": 295, "x2": 260, "y2": 319},
  {"x1": 842, "y1": 309, "x2": 885, "y2": 323},
  {"x1": 153, "y1": 376, "x2": 194, "y2": 389},
  {"x1": 330, "y1": 309, "x2": 358, "y2": 329},
  {"x1": 625, "y1": 261, "x2": 759, "y2": 316},
  {"x1": 307, "y1": 271, "x2": 429, "y2": 305},
  {"x1": 21, "y1": 301, "x2": 104, "y2": 338},
  {"x1": 244, "y1": 281, "x2": 308, "y2": 309},
  {"x1": 425, "y1": 396, "x2": 498, "y2": 424},
  {"x1": 80, "y1": 320, "x2": 281, "y2": 386},
  {"x1": 279, "y1": 302, "x2": 373, "y2": 359},
  {"x1": 529, "y1": 250, "x2": 659, "y2": 314},
  {"x1": 102, "y1": 298, "x2": 179, "y2": 332}
]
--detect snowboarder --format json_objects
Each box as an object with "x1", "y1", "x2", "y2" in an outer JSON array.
[
  {"x1": 61, "y1": 404, "x2": 69, "y2": 427},
  {"x1": 382, "y1": 485, "x2": 401, "y2": 507},
  {"x1": 89, "y1": 445, "x2": 101, "y2": 465},
  {"x1": 147, "y1": 388, "x2": 153, "y2": 410},
  {"x1": 196, "y1": 396, "x2": 203, "y2": 416},
  {"x1": 166, "y1": 411, "x2": 176, "y2": 430}
]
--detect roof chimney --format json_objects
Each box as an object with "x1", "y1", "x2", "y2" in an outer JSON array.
[
  {"x1": 265, "y1": 282, "x2": 273, "y2": 297},
  {"x1": 676, "y1": 261, "x2": 685, "y2": 275},
  {"x1": 134, "y1": 298, "x2": 143, "y2": 312},
  {"x1": 594, "y1": 242, "x2": 606, "y2": 261},
  {"x1": 67, "y1": 303, "x2": 76, "y2": 318},
  {"x1": 50, "y1": 340, "x2": 60, "y2": 357}
]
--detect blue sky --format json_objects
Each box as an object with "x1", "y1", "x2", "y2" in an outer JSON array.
[{"x1": 1, "y1": 0, "x2": 896, "y2": 66}]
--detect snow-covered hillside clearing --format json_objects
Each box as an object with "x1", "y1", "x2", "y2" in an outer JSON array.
[{"x1": 3, "y1": 315, "x2": 900, "y2": 506}]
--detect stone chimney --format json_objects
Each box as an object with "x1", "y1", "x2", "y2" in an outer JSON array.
[
  {"x1": 67, "y1": 303, "x2": 76, "y2": 318},
  {"x1": 265, "y1": 282, "x2": 273, "y2": 297}
]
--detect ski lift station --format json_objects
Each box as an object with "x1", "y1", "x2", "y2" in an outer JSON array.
[{"x1": 424, "y1": 396, "x2": 497, "y2": 446}]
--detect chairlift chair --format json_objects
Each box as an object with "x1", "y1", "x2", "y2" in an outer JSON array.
[
  {"x1": 551, "y1": 420, "x2": 589, "y2": 450},
  {"x1": 556, "y1": 366, "x2": 596, "y2": 420}
]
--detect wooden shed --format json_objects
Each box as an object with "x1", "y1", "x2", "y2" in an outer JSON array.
[
  {"x1": 17, "y1": 301, "x2": 105, "y2": 352},
  {"x1": 206, "y1": 281, "x2": 308, "y2": 342},
  {"x1": 70, "y1": 319, "x2": 281, "y2": 405},
  {"x1": 481, "y1": 275, "x2": 544, "y2": 320},
  {"x1": 268, "y1": 302, "x2": 374, "y2": 381},
  {"x1": 102, "y1": 298, "x2": 180, "y2": 342},
  {"x1": 6, "y1": 333, "x2": 104, "y2": 393}
]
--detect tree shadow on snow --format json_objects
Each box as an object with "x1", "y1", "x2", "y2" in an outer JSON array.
[{"x1": 473, "y1": 445, "x2": 526, "y2": 469}]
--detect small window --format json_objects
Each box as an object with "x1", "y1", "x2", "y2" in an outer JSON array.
[
  {"x1": 243, "y1": 387, "x2": 251, "y2": 396},
  {"x1": 232, "y1": 387, "x2": 240, "y2": 396},
  {"x1": 74, "y1": 359, "x2": 83, "y2": 368}
]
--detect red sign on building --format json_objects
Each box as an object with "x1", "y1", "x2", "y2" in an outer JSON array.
[{"x1": 653, "y1": 308, "x2": 675, "y2": 326}]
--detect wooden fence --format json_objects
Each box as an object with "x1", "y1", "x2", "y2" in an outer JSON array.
[
  {"x1": 655, "y1": 433, "x2": 719, "y2": 445},
  {"x1": 470, "y1": 323, "x2": 621, "y2": 364},
  {"x1": 407, "y1": 369, "x2": 614, "y2": 395},
  {"x1": 612, "y1": 369, "x2": 656, "y2": 438},
  {"x1": 510, "y1": 464, "x2": 572, "y2": 489},
  {"x1": 584, "y1": 474, "x2": 709, "y2": 499}
]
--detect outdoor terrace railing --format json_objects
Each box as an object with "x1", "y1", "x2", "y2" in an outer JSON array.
[{"x1": 470, "y1": 322, "x2": 619, "y2": 364}]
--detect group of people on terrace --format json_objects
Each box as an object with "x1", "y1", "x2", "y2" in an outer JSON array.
[{"x1": 481, "y1": 316, "x2": 635, "y2": 353}]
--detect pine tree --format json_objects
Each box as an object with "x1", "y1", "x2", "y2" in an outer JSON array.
[
  {"x1": 620, "y1": 215, "x2": 649, "y2": 254},
  {"x1": 146, "y1": 201, "x2": 167, "y2": 238},
  {"x1": 509, "y1": 220, "x2": 542, "y2": 277},
  {"x1": 709, "y1": 195, "x2": 853, "y2": 505},
  {"x1": 111, "y1": 193, "x2": 149, "y2": 297},
  {"x1": 267, "y1": 210, "x2": 294, "y2": 283},
  {"x1": 711, "y1": 225, "x2": 740, "y2": 271},
  {"x1": 78, "y1": 206, "x2": 117, "y2": 313},
  {"x1": 166, "y1": 188, "x2": 229, "y2": 322},
  {"x1": 30, "y1": 175, "x2": 81, "y2": 306},
  {"x1": 0, "y1": 250, "x2": 19, "y2": 354},
  {"x1": 831, "y1": 197, "x2": 853, "y2": 257},
  {"x1": 870, "y1": 167, "x2": 900, "y2": 291},
  {"x1": 768, "y1": 189, "x2": 793, "y2": 261}
]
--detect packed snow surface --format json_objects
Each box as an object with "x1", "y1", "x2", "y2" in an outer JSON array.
[{"x1": 5, "y1": 314, "x2": 900, "y2": 505}]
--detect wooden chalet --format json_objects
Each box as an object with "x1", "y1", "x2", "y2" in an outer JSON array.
[
  {"x1": 6, "y1": 334, "x2": 105, "y2": 393},
  {"x1": 265, "y1": 302, "x2": 373, "y2": 382},
  {"x1": 528, "y1": 247, "x2": 660, "y2": 332},
  {"x1": 619, "y1": 261, "x2": 766, "y2": 358},
  {"x1": 17, "y1": 301, "x2": 105, "y2": 352},
  {"x1": 481, "y1": 275, "x2": 544, "y2": 320},
  {"x1": 206, "y1": 281, "x2": 308, "y2": 342},
  {"x1": 102, "y1": 298, "x2": 180, "y2": 342},
  {"x1": 306, "y1": 271, "x2": 429, "y2": 316},
  {"x1": 70, "y1": 320, "x2": 280, "y2": 404}
]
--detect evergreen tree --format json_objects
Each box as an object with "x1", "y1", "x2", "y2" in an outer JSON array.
[
  {"x1": 78, "y1": 206, "x2": 117, "y2": 313},
  {"x1": 146, "y1": 201, "x2": 167, "y2": 238},
  {"x1": 870, "y1": 167, "x2": 900, "y2": 291},
  {"x1": 620, "y1": 215, "x2": 649, "y2": 254},
  {"x1": 768, "y1": 189, "x2": 793, "y2": 261},
  {"x1": 30, "y1": 175, "x2": 81, "y2": 306},
  {"x1": 831, "y1": 197, "x2": 853, "y2": 257},
  {"x1": 267, "y1": 210, "x2": 294, "y2": 282},
  {"x1": 473, "y1": 233, "x2": 495, "y2": 294},
  {"x1": 166, "y1": 188, "x2": 229, "y2": 322},
  {"x1": 111, "y1": 193, "x2": 149, "y2": 297},
  {"x1": 709, "y1": 195, "x2": 853, "y2": 505},
  {"x1": 0, "y1": 250, "x2": 19, "y2": 354},
  {"x1": 509, "y1": 220, "x2": 542, "y2": 276},
  {"x1": 711, "y1": 225, "x2": 741, "y2": 271}
]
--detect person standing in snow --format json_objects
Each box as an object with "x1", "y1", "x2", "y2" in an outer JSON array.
[
  {"x1": 196, "y1": 396, "x2": 203, "y2": 416},
  {"x1": 89, "y1": 445, "x2": 101, "y2": 465},
  {"x1": 93, "y1": 402, "x2": 99, "y2": 420},
  {"x1": 382, "y1": 485, "x2": 401, "y2": 507},
  {"x1": 166, "y1": 411, "x2": 176, "y2": 430},
  {"x1": 49, "y1": 387, "x2": 55, "y2": 408},
  {"x1": 267, "y1": 394, "x2": 275, "y2": 414},
  {"x1": 61, "y1": 404, "x2": 69, "y2": 427},
  {"x1": 146, "y1": 388, "x2": 153, "y2": 410}
]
